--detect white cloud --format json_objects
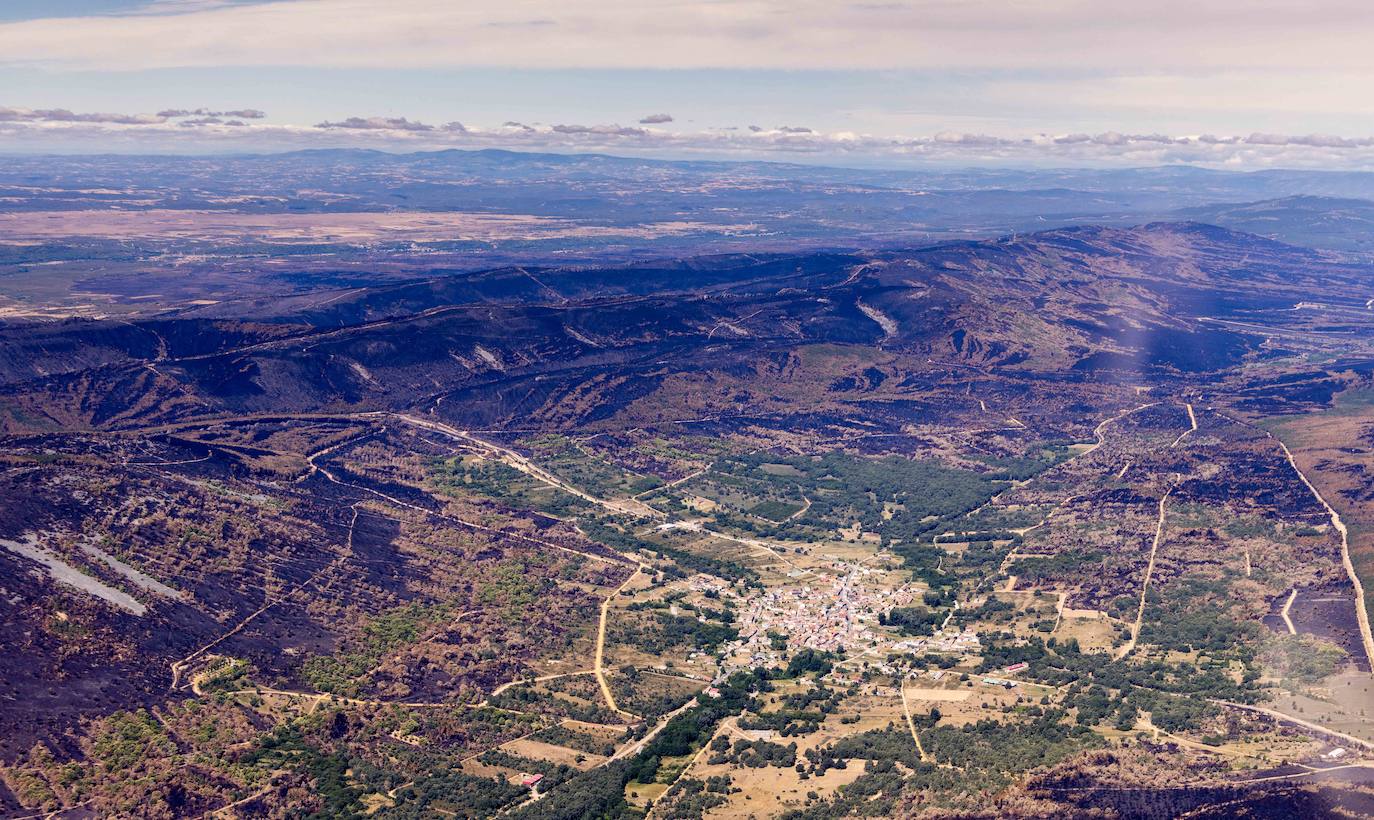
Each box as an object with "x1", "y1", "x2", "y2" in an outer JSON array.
[
  {"x1": 7, "y1": 111, "x2": 1374, "y2": 170},
  {"x1": 551, "y1": 123, "x2": 650, "y2": 137},
  {"x1": 317, "y1": 116, "x2": 439, "y2": 131},
  {"x1": 1, "y1": 0, "x2": 1372, "y2": 73},
  {"x1": 0, "y1": 105, "x2": 269, "y2": 127},
  {"x1": 158, "y1": 107, "x2": 266, "y2": 118},
  {"x1": 0, "y1": 106, "x2": 165, "y2": 124}
]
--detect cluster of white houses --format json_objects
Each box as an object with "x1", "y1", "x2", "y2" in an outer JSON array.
[{"x1": 720, "y1": 563, "x2": 925, "y2": 668}]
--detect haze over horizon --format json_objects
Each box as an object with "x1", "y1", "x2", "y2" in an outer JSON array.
[{"x1": 6, "y1": 0, "x2": 1374, "y2": 168}]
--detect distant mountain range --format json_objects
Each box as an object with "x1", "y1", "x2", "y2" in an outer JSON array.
[
  {"x1": 5, "y1": 149, "x2": 1374, "y2": 320},
  {"x1": 1168, "y1": 195, "x2": 1374, "y2": 251},
  {"x1": 6, "y1": 149, "x2": 1374, "y2": 243},
  {"x1": 2, "y1": 221, "x2": 1368, "y2": 434}
]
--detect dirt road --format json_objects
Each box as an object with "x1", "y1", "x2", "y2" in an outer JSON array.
[{"x1": 1117, "y1": 488, "x2": 1172, "y2": 660}]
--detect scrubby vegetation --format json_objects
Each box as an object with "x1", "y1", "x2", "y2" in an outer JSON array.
[{"x1": 301, "y1": 602, "x2": 449, "y2": 696}]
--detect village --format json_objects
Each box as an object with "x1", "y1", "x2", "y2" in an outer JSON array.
[{"x1": 706, "y1": 559, "x2": 948, "y2": 671}]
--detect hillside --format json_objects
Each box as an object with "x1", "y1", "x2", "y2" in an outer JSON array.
[{"x1": 3, "y1": 221, "x2": 1374, "y2": 817}]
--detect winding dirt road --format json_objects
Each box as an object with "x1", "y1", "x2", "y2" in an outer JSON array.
[
  {"x1": 595, "y1": 566, "x2": 644, "y2": 718},
  {"x1": 1117, "y1": 488, "x2": 1172, "y2": 660},
  {"x1": 900, "y1": 681, "x2": 933, "y2": 764},
  {"x1": 1275, "y1": 439, "x2": 1374, "y2": 667}
]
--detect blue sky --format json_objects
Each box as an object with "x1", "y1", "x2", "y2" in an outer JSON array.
[
  {"x1": 0, "y1": 0, "x2": 276, "y2": 22},
  {"x1": 4, "y1": 1, "x2": 1374, "y2": 168},
  {"x1": 0, "y1": 0, "x2": 136, "y2": 20}
]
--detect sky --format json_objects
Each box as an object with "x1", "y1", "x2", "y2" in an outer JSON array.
[{"x1": 4, "y1": 0, "x2": 1374, "y2": 168}]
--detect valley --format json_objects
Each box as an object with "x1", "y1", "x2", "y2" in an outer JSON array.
[{"x1": 2, "y1": 156, "x2": 1374, "y2": 818}]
